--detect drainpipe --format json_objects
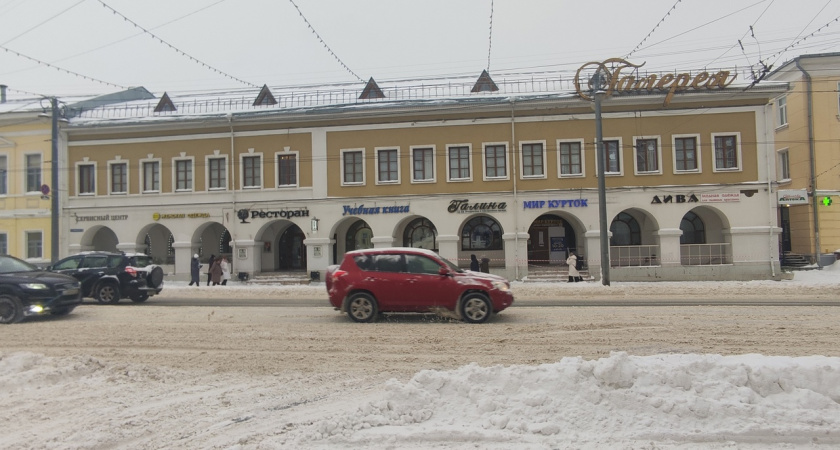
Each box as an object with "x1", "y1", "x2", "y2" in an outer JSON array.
[
  {"x1": 794, "y1": 58, "x2": 821, "y2": 267},
  {"x1": 510, "y1": 97, "x2": 519, "y2": 280}
]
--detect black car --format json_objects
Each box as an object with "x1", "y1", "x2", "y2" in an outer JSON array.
[
  {"x1": 0, "y1": 255, "x2": 82, "y2": 324},
  {"x1": 48, "y1": 252, "x2": 164, "y2": 304}
]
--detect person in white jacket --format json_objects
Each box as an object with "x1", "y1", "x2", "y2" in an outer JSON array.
[
  {"x1": 220, "y1": 257, "x2": 231, "y2": 286},
  {"x1": 566, "y1": 252, "x2": 582, "y2": 283}
]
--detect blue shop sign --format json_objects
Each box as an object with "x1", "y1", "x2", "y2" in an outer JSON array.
[
  {"x1": 343, "y1": 204, "x2": 410, "y2": 215},
  {"x1": 523, "y1": 199, "x2": 589, "y2": 209}
]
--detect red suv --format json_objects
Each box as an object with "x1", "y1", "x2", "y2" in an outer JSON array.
[{"x1": 325, "y1": 247, "x2": 513, "y2": 323}]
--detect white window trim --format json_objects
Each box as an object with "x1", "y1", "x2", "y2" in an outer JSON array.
[
  {"x1": 775, "y1": 95, "x2": 788, "y2": 129},
  {"x1": 23, "y1": 152, "x2": 43, "y2": 194},
  {"x1": 0, "y1": 152, "x2": 8, "y2": 196},
  {"x1": 139, "y1": 155, "x2": 162, "y2": 194},
  {"x1": 711, "y1": 132, "x2": 743, "y2": 173},
  {"x1": 205, "y1": 152, "x2": 229, "y2": 191},
  {"x1": 556, "y1": 138, "x2": 585, "y2": 178},
  {"x1": 632, "y1": 135, "x2": 663, "y2": 176},
  {"x1": 777, "y1": 147, "x2": 791, "y2": 183},
  {"x1": 24, "y1": 228, "x2": 44, "y2": 261},
  {"x1": 671, "y1": 134, "x2": 702, "y2": 174},
  {"x1": 374, "y1": 146, "x2": 401, "y2": 185},
  {"x1": 240, "y1": 149, "x2": 263, "y2": 190},
  {"x1": 172, "y1": 156, "x2": 195, "y2": 193},
  {"x1": 409, "y1": 145, "x2": 436, "y2": 184},
  {"x1": 340, "y1": 148, "x2": 366, "y2": 186},
  {"x1": 519, "y1": 140, "x2": 547, "y2": 180},
  {"x1": 594, "y1": 137, "x2": 623, "y2": 176},
  {"x1": 275, "y1": 149, "x2": 300, "y2": 188},
  {"x1": 107, "y1": 158, "x2": 129, "y2": 195},
  {"x1": 446, "y1": 143, "x2": 473, "y2": 182},
  {"x1": 482, "y1": 142, "x2": 510, "y2": 181},
  {"x1": 75, "y1": 159, "x2": 97, "y2": 196}
]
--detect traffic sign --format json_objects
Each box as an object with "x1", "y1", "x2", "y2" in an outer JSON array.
[{"x1": 40, "y1": 184, "x2": 50, "y2": 196}]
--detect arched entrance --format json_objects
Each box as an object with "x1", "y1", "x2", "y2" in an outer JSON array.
[
  {"x1": 527, "y1": 214, "x2": 577, "y2": 265},
  {"x1": 81, "y1": 226, "x2": 119, "y2": 252},
  {"x1": 346, "y1": 220, "x2": 373, "y2": 252},
  {"x1": 138, "y1": 223, "x2": 174, "y2": 264},
  {"x1": 402, "y1": 217, "x2": 437, "y2": 250},
  {"x1": 277, "y1": 224, "x2": 306, "y2": 271}
]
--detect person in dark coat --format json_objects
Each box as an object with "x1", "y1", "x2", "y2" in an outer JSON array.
[
  {"x1": 470, "y1": 254, "x2": 479, "y2": 271},
  {"x1": 189, "y1": 253, "x2": 201, "y2": 286},
  {"x1": 206, "y1": 254, "x2": 215, "y2": 286},
  {"x1": 209, "y1": 258, "x2": 223, "y2": 286}
]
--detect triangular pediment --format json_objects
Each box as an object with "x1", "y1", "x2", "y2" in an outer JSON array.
[
  {"x1": 253, "y1": 84, "x2": 278, "y2": 106},
  {"x1": 359, "y1": 77, "x2": 386, "y2": 100},
  {"x1": 471, "y1": 69, "x2": 499, "y2": 93},
  {"x1": 154, "y1": 92, "x2": 177, "y2": 113}
]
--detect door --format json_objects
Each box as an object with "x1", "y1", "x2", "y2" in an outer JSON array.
[{"x1": 278, "y1": 225, "x2": 306, "y2": 271}]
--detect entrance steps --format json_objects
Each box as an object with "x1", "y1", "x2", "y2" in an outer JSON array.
[
  {"x1": 246, "y1": 272, "x2": 312, "y2": 285},
  {"x1": 523, "y1": 265, "x2": 590, "y2": 283},
  {"x1": 781, "y1": 252, "x2": 810, "y2": 268}
]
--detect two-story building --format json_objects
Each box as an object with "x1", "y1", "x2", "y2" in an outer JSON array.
[{"x1": 60, "y1": 63, "x2": 787, "y2": 282}]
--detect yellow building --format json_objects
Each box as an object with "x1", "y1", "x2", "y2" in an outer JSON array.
[
  {"x1": 768, "y1": 53, "x2": 840, "y2": 265},
  {"x1": 62, "y1": 65, "x2": 787, "y2": 282}
]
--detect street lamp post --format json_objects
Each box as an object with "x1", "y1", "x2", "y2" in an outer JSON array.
[
  {"x1": 50, "y1": 97, "x2": 60, "y2": 263},
  {"x1": 592, "y1": 72, "x2": 611, "y2": 286}
]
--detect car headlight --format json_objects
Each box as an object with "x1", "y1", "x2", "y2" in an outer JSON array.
[
  {"x1": 21, "y1": 283, "x2": 49, "y2": 290},
  {"x1": 492, "y1": 281, "x2": 510, "y2": 291}
]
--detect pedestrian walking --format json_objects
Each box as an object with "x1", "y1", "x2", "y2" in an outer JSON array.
[
  {"x1": 470, "y1": 254, "x2": 479, "y2": 271},
  {"x1": 209, "y1": 257, "x2": 222, "y2": 286},
  {"x1": 189, "y1": 253, "x2": 201, "y2": 286},
  {"x1": 566, "y1": 252, "x2": 582, "y2": 282},
  {"x1": 206, "y1": 254, "x2": 215, "y2": 286},
  {"x1": 220, "y1": 257, "x2": 231, "y2": 285}
]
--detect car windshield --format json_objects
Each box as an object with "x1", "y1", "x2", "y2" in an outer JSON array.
[
  {"x1": 438, "y1": 254, "x2": 464, "y2": 273},
  {"x1": 0, "y1": 256, "x2": 38, "y2": 274},
  {"x1": 128, "y1": 255, "x2": 154, "y2": 267}
]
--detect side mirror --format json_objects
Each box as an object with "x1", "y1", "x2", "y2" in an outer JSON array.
[{"x1": 438, "y1": 267, "x2": 451, "y2": 277}]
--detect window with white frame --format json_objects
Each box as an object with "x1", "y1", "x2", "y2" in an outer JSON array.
[
  {"x1": 77, "y1": 162, "x2": 96, "y2": 195},
  {"x1": 778, "y1": 148, "x2": 790, "y2": 181},
  {"x1": 341, "y1": 149, "x2": 365, "y2": 185},
  {"x1": 207, "y1": 156, "x2": 227, "y2": 190},
  {"x1": 142, "y1": 160, "x2": 160, "y2": 193},
  {"x1": 673, "y1": 135, "x2": 700, "y2": 172},
  {"x1": 26, "y1": 153, "x2": 41, "y2": 192},
  {"x1": 276, "y1": 152, "x2": 298, "y2": 187},
  {"x1": 598, "y1": 139, "x2": 622, "y2": 175},
  {"x1": 411, "y1": 146, "x2": 435, "y2": 183},
  {"x1": 520, "y1": 142, "x2": 545, "y2": 178},
  {"x1": 110, "y1": 161, "x2": 127, "y2": 194},
  {"x1": 174, "y1": 159, "x2": 193, "y2": 191},
  {"x1": 634, "y1": 137, "x2": 661, "y2": 174},
  {"x1": 242, "y1": 154, "x2": 261, "y2": 189},
  {"x1": 484, "y1": 143, "x2": 507, "y2": 179},
  {"x1": 0, "y1": 233, "x2": 6, "y2": 255},
  {"x1": 26, "y1": 230, "x2": 42, "y2": 259},
  {"x1": 0, "y1": 155, "x2": 7, "y2": 195},
  {"x1": 712, "y1": 133, "x2": 741, "y2": 171},
  {"x1": 447, "y1": 145, "x2": 471, "y2": 181},
  {"x1": 376, "y1": 148, "x2": 399, "y2": 184},
  {"x1": 558, "y1": 140, "x2": 584, "y2": 176},
  {"x1": 776, "y1": 95, "x2": 788, "y2": 128}
]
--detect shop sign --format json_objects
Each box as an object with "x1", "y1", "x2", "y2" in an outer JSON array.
[
  {"x1": 73, "y1": 213, "x2": 128, "y2": 223},
  {"x1": 523, "y1": 199, "x2": 589, "y2": 209},
  {"x1": 70, "y1": 228, "x2": 84, "y2": 232},
  {"x1": 342, "y1": 204, "x2": 410, "y2": 215},
  {"x1": 574, "y1": 58, "x2": 736, "y2": 106},
  {"x1": 448, "y1": 199, "x2": 507, "y2": 213},
  {"x1": 651, "y1": 194, "x2": 699, "y2": 204},
  {"x1": 237, "y1": 208, "x2": 309, "y2": 224},
  {"x1": 700, "y1": 193, "x2": 740, "y2": 203},
  {"x1": 777, "y1": 189, "x2": 808, "y2": 205},
  {"x1": 153, "y1": 212, "x2": 211, "y2": 221}
]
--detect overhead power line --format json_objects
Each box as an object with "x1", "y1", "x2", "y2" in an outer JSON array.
[
  {"x1": 0, "y1": 0, "x2": 85, "y2": 46},
  {"x1": 1, "y1": 43, "x2": 128, "y2": 90},
  {"x1": 625, "y1": 0, "x2": 683, "y2": 59},
  {"x1": 287, "y1": 0, "x2": 364, "y2": 83},
  {"x1": 487, "y1": 0, "x2": 494, "y2": 72},
  {"x1": 97, "y1": 0, "x2": 259, "y2": 88}
]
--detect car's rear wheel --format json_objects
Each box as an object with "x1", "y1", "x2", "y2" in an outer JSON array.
[
  {"x1": 130, "y1": 292, "x2": 149, "y2": 303},
  {"x1": 0, "y1": 294, "x2": 24, "y2": 324},
  {"x1": 94, "y1": 283, "x2": 120, "y2": 304},
  {"x1": 460, "y1": 293, "x2": 492, "y2": 324},
  {"x1": 346, "y1": 293, "x2": 378, "y2": 323}
]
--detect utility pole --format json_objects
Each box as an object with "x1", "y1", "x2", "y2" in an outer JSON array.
[
  {"x1": 593, "y1": 72, "x2": 610, "y2": 286},
  {"x1": 50, "y1": 97, "x2": 60, "y2": 262}
]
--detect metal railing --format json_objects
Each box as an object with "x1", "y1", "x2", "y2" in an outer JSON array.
[
  {"x1": 680, "y1": 243, "x2": 731, "y2": 265},
  {"x1": 610, "y1": 245, "x2": 659, "y2": 267}
]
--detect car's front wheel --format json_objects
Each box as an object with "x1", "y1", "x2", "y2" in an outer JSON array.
[
  {"x1": 0, "y1": 294, "x2": 24, "y2": 324},
  {"x1": 346, "y1": 293, "x2": 378, "y2": 323},
  {"x1": 460, "y1": 293, "x2": 492, "y2": 324},
  {"x1": 94, "y1": 283, "x2": 120, "y2": 304}
]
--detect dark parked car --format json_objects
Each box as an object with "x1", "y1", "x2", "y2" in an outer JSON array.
[
  {"x1": 48, "y1": 252, "x2": 164, "y2": 304},
  {"x1": 325, "y1": 247, "x2": 514, "y2": 323},
  {"x1": 0, "y1": 255, "x2": 82, "y2": 324}
]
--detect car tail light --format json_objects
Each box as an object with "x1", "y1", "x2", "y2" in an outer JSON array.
[
  {"x1": 332, "y1": 269, "x2": 348, "y2": 279},
  {"x1": 124, "y1": 266, "x2": 138, "y2": 278}
]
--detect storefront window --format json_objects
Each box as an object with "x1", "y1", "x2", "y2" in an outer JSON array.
[
  {"x1": 680, "y1": 212, "x2": 706, "y2": 244},
  {"x1": 403, "y1": 218, "x2": 437, "y2": 250},
  {"x1": 461, "y1": 216, "x2": 502, "y2": 250},
  {"x1": 346, "y1": 220, "x2": 373, "y2": 252},
  {"x1": 609, "y1": 212, "x2": 641, "y2": 246}
]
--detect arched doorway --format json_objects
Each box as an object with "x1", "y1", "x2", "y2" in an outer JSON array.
[
  {"x1": 346, "y1": 220, "x2": 373, "y2": 252},
  {"x1": 527, "y1": 214, "x2": 577, "y2": 265},
  {"x1": 278, "y1": 224, "x2": 306, "y2": 270},
  {"x1": 402, "y1": 217, "x2": 437, "y2": 250}
]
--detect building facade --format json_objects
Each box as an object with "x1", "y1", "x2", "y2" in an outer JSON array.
[
  {"x1": 768, "y1": 53, "x2": 840, "y2": 265},
  {"x1": 61, "y1": 68, "x2": 786, "y2": 282}
]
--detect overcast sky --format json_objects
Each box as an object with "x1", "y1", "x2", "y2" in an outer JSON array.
[{"x1": 1, "y1": 0, "x2": 839, "y2": 100}]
